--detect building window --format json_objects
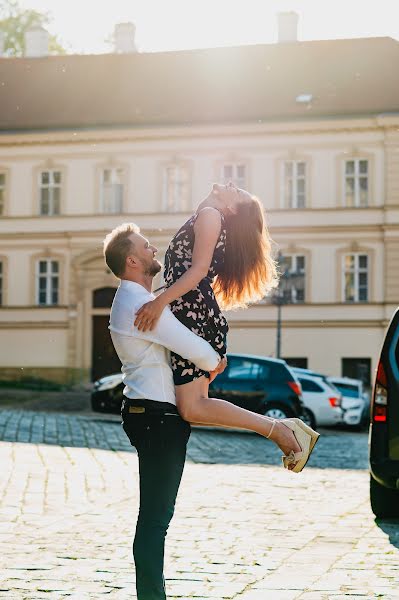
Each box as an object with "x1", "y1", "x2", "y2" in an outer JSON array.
[
  {"x1": 39, "y1": 170, "x2": 61, "y2": 215},
  {"x1": 162, "y1": 164, "x2": 190, "y2": 212},
  {"x1": 0, "y1": 173, "x2": 6, "y2": 215},
  {"x1": 283, "y1": 161, "x2": 306, "y2": 208},
  {"x1": 0, "y1": 261, "x2": 3, "y2": 305},
  {"x1": 36, "y1": 260, "x2": 59, "y2": 305},
  {"x1": 342, "y1": 358, "x2": 371, "y2": 388},
  {"x1": 283, "y1": 357, "x2": 308, "y2": 369},
  {"x1": 343, "y1": 253, "x2": 368, "y2": 302},
  {"x1": 100, "y1": 168, "x2": 124, "y2": 213},
  {"x1": 221, "y1": 163, "x2": 246, "y2": 188},
  {"x1": 344, "y1": 159, "x2": 368, "y2": 207},
  {"x1": 279, "y1": 254, "x2": 306, "y2": 303}
]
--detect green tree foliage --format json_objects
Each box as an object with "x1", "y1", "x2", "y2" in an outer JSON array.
[{"x1": 0, "y1": 0, "x2": 66, "y2": 56}]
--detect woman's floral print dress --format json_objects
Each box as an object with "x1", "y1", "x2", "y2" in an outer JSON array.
[{"x1": 163, "y1": 209, "x2": 229, "y2": 385}]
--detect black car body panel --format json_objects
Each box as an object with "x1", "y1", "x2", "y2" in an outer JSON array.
[
  {"x1": 209, "y1": 354, "x2": 304, "y2": 417},
  {"x1": 369, "y1": 307, "x2": 399, "y2": 490}
]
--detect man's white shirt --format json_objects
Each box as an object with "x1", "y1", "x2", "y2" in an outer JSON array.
[{"x1": 109, "y1": 280, "x2": 220, "y2": 405}]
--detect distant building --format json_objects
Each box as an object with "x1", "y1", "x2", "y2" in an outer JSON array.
[{"x1": 0, "y1": 22, "x2": 398, "y2": 387}]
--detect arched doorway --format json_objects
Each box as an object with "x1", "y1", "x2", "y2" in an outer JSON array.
[{"x1": 91, "y1": 287, "x2": 121, "y2": 381}]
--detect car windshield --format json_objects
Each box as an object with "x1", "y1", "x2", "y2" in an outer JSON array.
[{"x1": 333, "y1": 383, "x2": 360, "y2": 398}]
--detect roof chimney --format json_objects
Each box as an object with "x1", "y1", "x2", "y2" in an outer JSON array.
[
  {"x1": 25, "y1": 26, "x2": 49, "y2": 57},
  {"x1": 277, "y1": 11, "x2": 299, "y2": 43},
  {"x1": 114, "y1": 22, "x2": 137, "y2": 53}
]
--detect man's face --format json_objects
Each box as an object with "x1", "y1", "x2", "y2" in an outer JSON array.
[{"x1": 128, "y1": 233, "x2": 162, "y2": 276}]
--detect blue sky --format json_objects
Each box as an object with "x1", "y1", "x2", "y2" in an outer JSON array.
[{"x1": 18, "y1": 0, "x2": 399, "y2": 54}]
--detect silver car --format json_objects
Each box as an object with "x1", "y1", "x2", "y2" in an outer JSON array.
[{"x1": 327, "y1": 376, "x2": 368, "y2": 428}]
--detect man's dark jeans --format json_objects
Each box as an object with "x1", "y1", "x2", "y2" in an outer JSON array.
[{"x1": 121, "y1": 398, "x2": 191, "y2": 600}]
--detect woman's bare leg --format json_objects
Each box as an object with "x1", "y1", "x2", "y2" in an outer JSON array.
[{"x1": 175, "y1": 376, "x2": 302, "y2": 458}]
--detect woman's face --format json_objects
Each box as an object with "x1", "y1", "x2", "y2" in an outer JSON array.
[{"x1": 211, "y1": 182, "x2": 252, "y2": 215}]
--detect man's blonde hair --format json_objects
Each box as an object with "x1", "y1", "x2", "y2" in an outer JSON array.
[{"x1": 103, "y1": 222, "x2": 140, "y2": 277}]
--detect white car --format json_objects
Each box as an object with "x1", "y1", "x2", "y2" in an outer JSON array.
[
  {"x1": 327, "y1": 376, "x2": 367, "y2": 428},
  {"x1": 292, "y1": 369, "x2": 343, "y2": 428}
]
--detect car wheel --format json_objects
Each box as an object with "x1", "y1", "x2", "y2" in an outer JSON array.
[
  {"x1": 302, "y1": 408, "x2": 317, "y2": 429},
  {"x1": 370, "y1": 475, "x2": 399, "y2": 518},
  {"x1": 264, "y1": 404, "x2": 292, "y2": 420}
]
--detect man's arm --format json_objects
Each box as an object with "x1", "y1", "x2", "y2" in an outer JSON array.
[
  {"x1": 129, "y1": 304, "x2": 221, "y2": 372},
  {"x1": 139, "y1": 306, "x2": 220, "y2": 372}
]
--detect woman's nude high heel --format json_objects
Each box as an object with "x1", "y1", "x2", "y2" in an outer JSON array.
[
  {"x1": 266, "y1": 418, "x2": 320, "y2": 473},
  {"x1": 281, "y1": 418, "x2": 320, "y2": 473}
]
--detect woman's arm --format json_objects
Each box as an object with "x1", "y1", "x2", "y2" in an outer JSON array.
[{"x1": 134, "y1": 207, "x2": 222, "y2": 331}]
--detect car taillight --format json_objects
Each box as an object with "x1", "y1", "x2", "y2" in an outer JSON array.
[
  {"x1": 328, "y1": 397, "x2": 341, "y2": 407},
  {"x1": 373, "y1": 361, "x2": 387, "y2": 423},
  {"x1": 288, "y1": 381, "x2": 302, "y2": 396}
]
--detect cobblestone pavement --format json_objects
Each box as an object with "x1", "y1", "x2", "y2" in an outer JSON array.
[{"x1": 0, "y1": 409, "x2": 398, "y2": 600}]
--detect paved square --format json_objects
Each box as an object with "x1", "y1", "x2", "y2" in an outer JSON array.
[{"x1": 0, "y1": 410, "x2": 398, "y2": 599}]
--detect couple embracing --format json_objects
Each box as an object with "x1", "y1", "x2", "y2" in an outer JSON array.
[{"x1": 103, "y1": 182, "x2": 319, "y2": 600}]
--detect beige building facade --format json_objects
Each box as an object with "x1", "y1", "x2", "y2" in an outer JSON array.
[{"x1": 0, "y1": 33, "x2": 398, "y2": 388}]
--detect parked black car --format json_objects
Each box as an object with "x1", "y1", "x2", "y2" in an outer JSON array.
[
  {"x1": 369, "y1": 307, "x2": 399, "y2": 518},
  {"x1": 91, "y1": 353, "x2": 305, "y2": 420},
  {"x1": 91, "y1": 373, "x2": 125, "y2": 414},
  {"x1": 208, "y1": 354, "x2": 304, "y2": 419}
]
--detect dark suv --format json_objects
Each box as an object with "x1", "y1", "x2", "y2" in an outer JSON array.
[
  {"x1": 91, "y1": 353, "x2": 305, "y2": 420},
  {"x1": 209, "y1": 353, "x2": 304, "y2": 419},
  {"x1": 369, "y1": 307, "x2": 399, "y2": 518}
]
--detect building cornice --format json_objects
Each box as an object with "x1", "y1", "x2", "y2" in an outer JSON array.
[
  {"x1": 0, "y1": 305, "x2": 69, "y2": 310},
  {"x1": 1, "y1": 205, "x2": 399, "y2": 242},
  {"x1": 0, "y1": 316, "x2": 388, "y2": 330},
  {"x1": 0, "y1": 320, "x2": 68, "y2": 329},
  {"x1": 229, "y1": 319, "x2": 386, "y2": 329},
  {"x1": 1, "y1": 115, "x2": 398, "y2": 147},
  {"x1": 0, "y1": 224, "x2": 394, "y2": 243}
]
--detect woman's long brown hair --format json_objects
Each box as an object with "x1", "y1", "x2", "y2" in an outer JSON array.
[{"x1": 213, "y1": 194, "x2": 279, "y2": 310}]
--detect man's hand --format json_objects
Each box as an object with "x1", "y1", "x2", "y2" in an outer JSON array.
[
  {"x1": 134, "y1": 297, "x2": 165, "y2": 332},
  {"x1": 208, "y1": 356, "x2": 227, "y2": 383},
  {"x1": 218, "y1": 356, "x2": 227, "y2": 375}
]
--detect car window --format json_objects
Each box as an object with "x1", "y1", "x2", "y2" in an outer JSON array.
[
  {"x1": 298, "y1": 378, "x2": 323, "y2": 393},
  {"x1": 326, "y1": 381, "x2": 341, "y2": 395},
  {"x1": 333, "y1": 383, "x2": 359, "y2": 398},
  {"x1": 225, "y1": 358, "x2": 270, "y2": 381}
]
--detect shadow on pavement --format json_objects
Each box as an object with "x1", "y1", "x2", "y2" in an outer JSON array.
[
  {"x1": 0, "y1": 387, "x2": 92, "y2": 412},
  {"x1": 187, "y1": 426, "x2": 369, "y2": 469},
  {"x1": 375, "y1": 520, "x2": 399, "y2": 550},
  {"x1": 0, "y1": 408, "x2": 132, "y2": 453},
  {"x1": 0, "y1": 406, "x2": 369, "y2": 469}
]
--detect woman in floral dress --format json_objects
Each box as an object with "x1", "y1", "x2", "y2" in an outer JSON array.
[{"x1": 135, "y1": 182, "x2": 319, "y2": 472}]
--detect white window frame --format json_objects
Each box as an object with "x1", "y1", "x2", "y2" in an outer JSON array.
[
  {"x1": 220, "y1": 163, "x2": 247, "y2": 189},
  {"x1": 342, "y1": 253, "x2": 369, "y2": 303},
  {"x1": 39, "y1": 169, "x2": 61, "y2": 216},
  {"x1": 283, "y1": 160, "x2": 306, "y2": 208},
  {"x1": 281, "y1": 254, "x2": 306, "y2": 303},
  {"x1": 100, "y1": 167, "x2": 124, "y2": 214},
  {"x1": 36, "y1": 259, "x2": 60, "y2": 306},
  {"x1": 344, "y1": 158, "x2": 369, "y2": 207},
  {"x1": 162, "y1": 164, "x2": 190, "y2": 213},
  {"x1": 0, "y1": 172, "x2": 6, "y2": 215}
]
